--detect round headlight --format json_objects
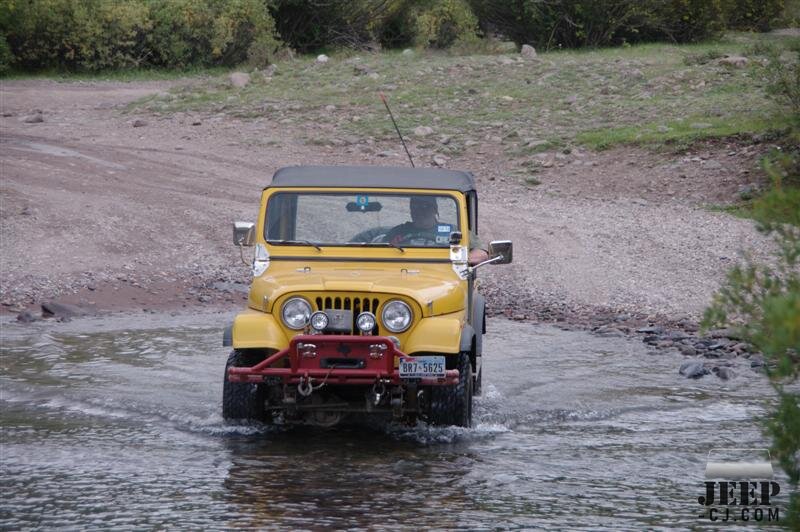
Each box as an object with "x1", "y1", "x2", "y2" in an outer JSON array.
[
  {"x1": 356, "y1": 312, "x2": 376, "y2": 333},
  {"x1": 310, "y1": 311, "x2": 329, "y2": 331},
  {"x1": 281, "y1": 297, "x2": 311, "y2": 330},
  {"x1": 381, "y1": 300, "x2": 412, "y2": 333}
]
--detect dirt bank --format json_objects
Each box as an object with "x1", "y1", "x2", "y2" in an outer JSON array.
[{"x1": 0, "y1": 78, "x2": 774, "y2": 328}]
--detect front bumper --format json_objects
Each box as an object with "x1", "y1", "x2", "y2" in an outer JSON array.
[{"x1": 227, "y1": 335, "x2": 459, "y2": 386}]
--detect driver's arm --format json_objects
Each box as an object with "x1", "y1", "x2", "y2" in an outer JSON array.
[{"x1": 468, "y1": 231, "x2": 489, "y2": 266}]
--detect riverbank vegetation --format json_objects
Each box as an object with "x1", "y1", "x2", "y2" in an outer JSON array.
[
  {"x1": 704, "y1": 41, "x2": 799, "y2": 529},
  {"x1": 1, "y1": 0, "x2": 797, "y2": 74}
]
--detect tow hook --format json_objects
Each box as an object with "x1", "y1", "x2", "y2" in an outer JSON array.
[{"x1": 298, "y1": 376, "x2": 314, "y2": 397}]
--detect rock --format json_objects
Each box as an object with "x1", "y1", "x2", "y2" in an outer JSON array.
[
  {"x1": 229, "y1": 72, "x2": 251, "y2": 88},
  {"x1": 367, "y1": 72, "x2": 380, "y2": 80},
  {"x1": 16, "y1": 311, "x2": 37, "y2": 323},
  {"x1": 680, "y1": 361, "x2": 709, "y2": 379},
  {"x1": 656, "y1": 340, "x2": 675, "y2": 348},
  {"x1": 750, "y1": 355, "x2": 765, "y2": 368},
  {"x1": 643, "y1": 335, "x2": 660, "y2": 344},
  {"x1": 197, "y1": 294, "x2": 212, "y2": 303},
  {"x1": 500, "y1": 95, "x2": 514, "y2": 102},
  {"x1": 432, "y1": 154, "x2": 448, "y2": 167},
  {"x1": 21, "y1": 113, "x2": 44, "y2": 123},
  {"x1": 738, "y1": 184, "x2": 757, "y2": 200},
  {"x1": 495, "y1": 41, "x2": 518, "y2": 53},
  {"x1": 499, "y1": 57, "x2": 516, "y2": 65},
  {"x1": 132, "y1": 119, "x2": 147, "y2": 128},
  {"x1": 439, "y1": 135, "x2": 452, "y2": 145},
  {"x1": 191, "y1": 120, "x2": 202, "y2": 126},
  {"x1": 414, "y1": 126, "x2": 434, "y2": 137},
  {"x1": 324, "y1": 104, "x2": 337, "y2": 112},
  {"x1": 353, "y1": 64, "x2": 372, "y2": 76},
  {"x1": 731, "y1": 342, "x2": 749, "y2": 353},
  {"x1": 709, "y1": 327, "x2": 739, "y2": 339},
  {"x1": 680, "y1": 345, "x2": 697, "y2": 357},
  {"x1": 718, "y1": 55, "x2": 748, "y2": 68},
  {"x1": 520, "y1": 44, "x2": 537, "y2": 58},
  {"x1": 704, "y1": 159, "x2": 722, "y2": 170},
  {"x1": 402, "y1": 48, "x2": 414, "y2": 56},
  {"x1": 636, "y1": 326, "x2": 664, "y2": 334},
  {"x1": 657, "y1": 125, "x2": 671, "y2": 133},
  {"x1": 316, "y1": 54, "x2": 329, "y2": 64},
  {"x1": 713, "y1": 366, "x2": 735, "y2": 380},
  {"x1": 690, "y1": 122, "x2": 713, "y2": 129},
  {"x1": 41, "y1": 301, "x2": 91, "y2": 319},
  {"x1": 526, "y1": 140, "x2": 549, "y2": 149},
  {"x1": 263, "y1": 64, "x2": 277, "y2": 77},
  {"x1": 376, "y1": 150, "x2": 394, "y2": 158}
]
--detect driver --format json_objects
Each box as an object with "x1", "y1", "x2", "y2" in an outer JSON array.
[{"x1": 384, "y1": 196, "x2": 489, "y2": 265}]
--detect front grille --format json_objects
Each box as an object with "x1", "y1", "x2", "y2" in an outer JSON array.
[{"x1": 312, "y1": 294, "x2": 383, "y2": 335}]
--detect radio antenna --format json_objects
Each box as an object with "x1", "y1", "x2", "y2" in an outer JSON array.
[{"x1": 379, "y1": 92, "x2": 415, "y2": 168}]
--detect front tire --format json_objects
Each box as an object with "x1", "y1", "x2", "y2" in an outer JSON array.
[
  {"x1": 222, "y1": 350, "x2": 269, "y2": 422},
  {"x1": 428, "y1": 352, "x2": 473, "y2": 427}
]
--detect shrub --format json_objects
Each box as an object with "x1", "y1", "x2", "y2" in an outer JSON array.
[
  {"x1": 468, "y1": 0, "x2": 725, "y2": 49},
  {"x1": 721, "y1": 0, "x2": 785, "y2": 31},
  {"x1": 0, "y1": 0, "x2": 282, "y2": 72},
  {"x1": 0, "y1": 33, "x2": 11, "y2": 74},
  {"x1": 411, "y1": 0, "x2": 480, "y2": 49},
  {"x1": 271, "y1": 0, "x2": 398, "y2": 52}
]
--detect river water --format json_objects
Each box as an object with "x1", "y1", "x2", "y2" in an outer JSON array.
[{"x1": 0, "y1": 312, "x2": 790, "y2": 530}]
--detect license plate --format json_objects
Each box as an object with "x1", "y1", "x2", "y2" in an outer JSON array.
[{"x1": 399, "y1": 356, "x2": 445, "y2": 378}]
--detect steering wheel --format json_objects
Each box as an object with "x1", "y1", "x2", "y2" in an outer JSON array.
[{"x1": 392, "y1": 230, "x2": 438, "y2": 246}]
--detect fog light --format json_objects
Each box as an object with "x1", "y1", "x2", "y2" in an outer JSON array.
[
  {"x1": 356, "y1": 312, "x2": 376, "y2": 333},
  {"x1": 309, "y1": 311, "x2": 328, "y2": 332}
]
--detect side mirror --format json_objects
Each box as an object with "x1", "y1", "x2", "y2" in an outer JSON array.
[
  {"x1": 488, "y1": 240, "x2": 513, "y2": 264},
  {"x1": 233, "y1": 221, "x2": 255, "y2": 247}
]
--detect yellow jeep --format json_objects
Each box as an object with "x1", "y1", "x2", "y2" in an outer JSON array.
[{"x1": 223, "y1": 165, "x2": 512, "y2": 427}]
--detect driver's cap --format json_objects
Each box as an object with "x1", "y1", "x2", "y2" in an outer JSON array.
[{"x1": 410, "y1": 196, "x2": 438, "y2": 213}]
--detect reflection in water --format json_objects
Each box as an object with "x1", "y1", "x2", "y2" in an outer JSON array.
[{"x1": 0, "y1": 313, "x2": 788, "y2": 530}]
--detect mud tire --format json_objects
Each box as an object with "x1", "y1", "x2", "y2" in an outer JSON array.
[
  {"x1": 428, "y1": 352, "x2": 473, "y2": 427},
  {"x1": 222, "y1": 350, "x2": 269, "y2": 422}
]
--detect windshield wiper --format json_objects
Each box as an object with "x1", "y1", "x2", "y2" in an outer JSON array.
[
  {"x1": 267, "y1": 239, "x2": 322, "y2": 251},
  {"x1": 358, "y1": 241, "x2": 405, "y2": 253}
]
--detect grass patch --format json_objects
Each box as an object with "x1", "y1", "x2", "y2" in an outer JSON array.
[
  {"x1": 125, "y1": 31, "x2": 799, "y2": 157},
  {"x1": 577, "y1": 114, "x2": 794, "y2": 151},
  {"x1": 3, "y1": 66, "x2": 234, "y2": 82}
]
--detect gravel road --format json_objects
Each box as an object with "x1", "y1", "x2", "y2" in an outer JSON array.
[{"x1": 0, "y1": 78, "x2": 774, "y2": 327}]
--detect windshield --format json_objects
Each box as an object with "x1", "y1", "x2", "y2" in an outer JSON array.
[{"x1": 265, "y1": 192, "x2": 460, "y2": 248}]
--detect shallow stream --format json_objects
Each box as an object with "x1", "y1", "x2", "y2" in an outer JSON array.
[{"x1": 0, "y1": 312, "x2": 789, "y2": 530}]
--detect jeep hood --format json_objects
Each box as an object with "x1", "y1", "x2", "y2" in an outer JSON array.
[{"x1": 248, "y1": 263, "x2": 466, "y2": 317}]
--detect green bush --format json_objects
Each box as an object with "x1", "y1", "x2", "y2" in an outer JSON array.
[
  {"x1": 271, "y1": 0, "x2": 399, "y2": 52},
  {"x1": 0, "y1": 0, "x2": 281, "y2": 72},
  {"x1": 0, "y1": 33, "x2": 11, "y2": 74},
  {"x1": 721, "y1": 0, "x2": 785, "y2": 31},
  {"x1": 411, "y1": 0, "x2": 480, "y2": 49},
  {"x1": 468, "y1": 0, "x2": 724, "y2": 49}
]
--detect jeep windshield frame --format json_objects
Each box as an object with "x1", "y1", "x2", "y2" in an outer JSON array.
[{"x1": 264, "y1": 191, "x2": 462, "y2": 249}]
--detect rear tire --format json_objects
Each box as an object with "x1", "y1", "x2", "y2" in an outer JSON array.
[
  {"x1": 222, "y1": 350, "x2": 269, "y2": 422},
  {"x1": 428, "y1": 352, "x2": 473, "y2": 427}
]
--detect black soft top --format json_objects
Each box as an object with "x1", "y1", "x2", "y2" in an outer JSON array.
[{"x1": 268, "y1": 165, "x2": 476, "y2": 192}]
